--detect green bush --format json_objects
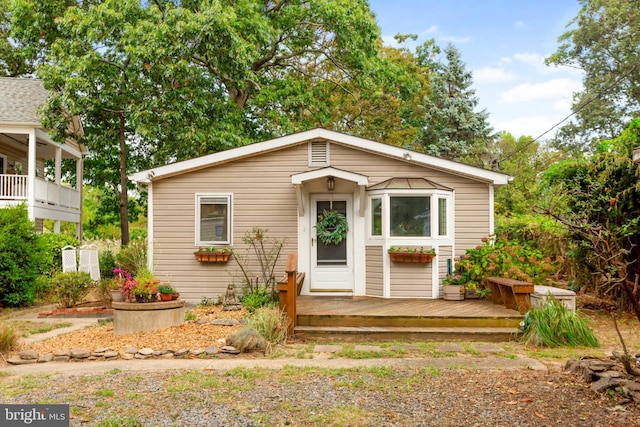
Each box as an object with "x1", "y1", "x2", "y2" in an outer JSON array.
[
  {"x1": 115, "y1": 239, "x2": 147, "y2": 276},
  {"x1": 51, "y1": 271, "x2": 94, "y2": 308},
  {"x1": 99, "y1": 249, "x2": 117, "y2": 279},
  {"x1": 240, "y1": 285, "x2": 277, "y2": 313},
  {"x1": 520, "y1": 299, "x2": 599, "y2": 348},
  {"x1": 453, "y1": 237, "x2": 560, "y2": 292},
  {"x1": 0, "y1": 205, "x2": 47, "y2": 306}
]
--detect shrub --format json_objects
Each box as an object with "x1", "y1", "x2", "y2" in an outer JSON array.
[
  {"x1": 99, "y1": 250, "x2": 117, "y2": 279},
  {"x1": 520, "y1": 299, "x2": 599, "y2": 348},
  {"x1": 51, "y1": 271, "x2": 94, "y2": 308},
  {"x1": 0, "y1": 205, "x2": 47, "y2": 306},
  {"x1": 96, "y1": 278, "x2": 119, "y2": 307},
  {"x1": 246, "y1": 307, "x2": 290, "y2": 346},
  {"x1": 115, "y1": 239, "x2": 147, "y2": 276},
  {"x1": 0, "y1": 324, "x2": 18, "y2": 354},
  {"x1": 240, "y1": 285, "x2": 277, "y2": 313},
  {"x1": 453, "y1": 236, "x2": 560, "y2": 292}
]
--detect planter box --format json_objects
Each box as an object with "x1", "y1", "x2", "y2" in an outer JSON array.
[
  {"x1": 443, "y1": 284, "x2": 465, "y2": 301},
  {"x1": 389, "y1": 252, "x2": 435, "y2": 263},
  {"x1": 194, "y1": 252, "x2": 231, "y2": 262}
]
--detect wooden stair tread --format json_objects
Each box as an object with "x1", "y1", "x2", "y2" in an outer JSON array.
[{"x1": 295, "y1": 326, "x2": 518, "y2": 333}]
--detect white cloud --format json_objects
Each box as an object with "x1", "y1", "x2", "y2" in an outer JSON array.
[
  {"x1": 499, "y1": 78, "x2": 582, "y2": 104},
  {"x1": 474, "y1": 67, "x2": 517, "y2": 83},
  {"x1": 421, "y1": 25, "x2": 439, "y2": 35},
  {"x1": 493, "y1": 116, "x2": 559, "y2": 139},
  {"x1": 515, "y1": 20, "x2": 525, "y2": 28}
]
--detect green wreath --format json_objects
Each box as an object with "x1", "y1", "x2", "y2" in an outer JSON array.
[{"x1": 315, "y1": 209, "x2": 348, "y2": 245}]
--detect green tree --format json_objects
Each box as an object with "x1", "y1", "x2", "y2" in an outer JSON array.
[
  {"x1": 547, "y1": 0, "x2": 640, "y2": 153},
  {"x1": 540, "y1": 119, "x2": 640, "y2": 320},
  {"x1": 418, "y1": 43, "x2": 493, "y2": 161},
  {"x1": 491, "y1": 132, "x2": 564, "y2": 216}
]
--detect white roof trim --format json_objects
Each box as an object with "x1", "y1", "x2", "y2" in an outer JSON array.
[
  {"x1": 129, "y1": 128, "x2": 512, "y2": 185},
  {"x1": 291, "y1": 167, "x2": 369, "y2": 186}
]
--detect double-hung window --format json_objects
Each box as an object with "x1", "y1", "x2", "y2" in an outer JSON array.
[{"x1": 195, "y1": 194, "x2": 232, "y2": 246}]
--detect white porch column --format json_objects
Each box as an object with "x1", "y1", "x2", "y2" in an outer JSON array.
[
  {"x1": 27, "y1": 129, "x2": 37, "y2": 221},
  {"x1": 76, "y1": 155, "x2": 84, "y2": 241},
  {"x1": 55, "y1": 146, "x2": 62, "y2": 184}
]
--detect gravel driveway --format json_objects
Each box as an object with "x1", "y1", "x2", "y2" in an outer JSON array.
[{"x1": 1, "y1": 359, "x2": 638, "y2": 426}]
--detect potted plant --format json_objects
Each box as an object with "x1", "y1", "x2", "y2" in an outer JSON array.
[
  {"x1": 130, "y1": 281, "x2": 157, "y2": 303},
  {"x1": 442, "y1": 274, "x2": 466, "y2": 301},
  {"x1": 315, "y1": 209, "x2": 348, "y2": 245},
  {"x1": 194, "y1": 246, "x2": 232, "y2": 262},
  {"x1": 157, "y1": 285, "x2": 175, "y2": 301},
  {"x1": 114, "y1": 269, "x2": 137, "y2": 301}
]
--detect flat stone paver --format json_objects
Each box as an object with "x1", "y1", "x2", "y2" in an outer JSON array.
[
  {"x1": 313, "y1": 345, "x2": 342, "y2": 353},
  {"x1": 472, "y1": 344, "x2": 505, "y2": 353},
  {"x1": 436, "y1": 343, "x2": 464, "y2": 353},
  {"x1": 354, "y1": 345, "x2": 382, "y2": 352}
]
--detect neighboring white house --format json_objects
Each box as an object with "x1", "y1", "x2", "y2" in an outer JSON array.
[{"x1": 0, "y1": 77, "x2": 87, "y2": 237}]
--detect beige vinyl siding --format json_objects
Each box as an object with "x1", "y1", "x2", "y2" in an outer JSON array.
[
  {"x1": 438, "y1": 246, "x2": 453, "y2": 296},
  {"x1": 389, "y1": 262, "x2": 432, "y2": 298},
  {"x1": 152, "y1": 144, "x2": 309, "y2": 302},
  {"x1": 365, "y1": 245, "x2": 384, "y2": 297},
  {"x1": 329, "y1": 143, "x2": 490, "y2": 255}
]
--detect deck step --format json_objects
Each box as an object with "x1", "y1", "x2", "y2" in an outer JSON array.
[
  {"x1": 294, "y1": 325, "x2": 520, "y2": 342},
  {"x1": 296, "y1": 314, "x2": 522, "y2": 329}
]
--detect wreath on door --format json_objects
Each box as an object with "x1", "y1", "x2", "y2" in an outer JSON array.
[{"x1": 315, "y1": 209, "x2": 348, "y2": 245}]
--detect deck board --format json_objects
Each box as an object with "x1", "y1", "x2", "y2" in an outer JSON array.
[{"x1": 296, "y1": 296, "x2": 521, "y2": 318}]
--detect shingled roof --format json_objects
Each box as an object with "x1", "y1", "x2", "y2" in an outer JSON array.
[{"x1": 0, "y1": 77, "x2": 49, "y2": 126}]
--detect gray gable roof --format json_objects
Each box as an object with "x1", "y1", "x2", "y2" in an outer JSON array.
[{"x1": 0, "y1": 78, "x2": 49, "y2": 125}]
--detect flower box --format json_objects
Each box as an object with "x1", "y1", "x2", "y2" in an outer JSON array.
[
  {"x1": 389, "y1": 252, "x2": 435, "y2": 263},
  {"x1": 194, "y1": 252, "x2": 231, "y2": 263}
]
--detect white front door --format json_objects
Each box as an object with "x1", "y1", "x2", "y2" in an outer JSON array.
[{"x1": 310, "y1": 194, "x2": 354, "y2": 293}]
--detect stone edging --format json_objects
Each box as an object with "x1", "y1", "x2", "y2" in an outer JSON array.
[
  {"x1": 8, "y1": 345, "x2": 242, "y2": 365},
  {"x1": 8, "y1": 318, "x2": 243, "y2": 365}
]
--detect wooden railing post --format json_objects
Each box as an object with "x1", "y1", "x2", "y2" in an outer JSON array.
[{"x1": 284, "y1": 253, "x2": 298, "y2": 336}]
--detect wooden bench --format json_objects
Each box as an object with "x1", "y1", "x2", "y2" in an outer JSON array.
[{"x1": 486, "y1": 277, "x2": 533, "y2": 314}]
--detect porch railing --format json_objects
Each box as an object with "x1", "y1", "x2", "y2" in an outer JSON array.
[
  {"x1": 0, "y1": 174, "x2": 27, "y2": 199},
  {"x1": 277, "y1": 254, "x2": 305, "y2": 336},
  {"x1": 0, "y1": 174, "x2": 80, "y2": 210}
]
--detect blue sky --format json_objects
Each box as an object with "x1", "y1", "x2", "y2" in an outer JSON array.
[{"x1": 368, "y1": 0, "x2": 584, "y2": 139}]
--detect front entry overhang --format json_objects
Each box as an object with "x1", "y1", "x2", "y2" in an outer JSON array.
[{"x1": 291, "y1": 167, "x2": 369, "y2": 216}]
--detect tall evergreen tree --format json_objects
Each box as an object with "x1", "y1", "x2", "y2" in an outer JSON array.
[{"x1": 418, "y1": 43, "x2": 493, "y2": 161}]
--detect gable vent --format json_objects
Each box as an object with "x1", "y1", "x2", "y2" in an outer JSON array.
[{"x1": 309, "y1": 140, "x2": 329, "y2": 166}]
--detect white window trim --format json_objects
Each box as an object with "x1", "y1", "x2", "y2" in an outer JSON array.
[
  {"x1": 367, "y1": 189, "x2": 453, "y2": 243},
  {"x1": 195, "y1": 193, "x2": 233, "y2": 246}
]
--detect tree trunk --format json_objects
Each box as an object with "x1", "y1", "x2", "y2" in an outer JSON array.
[{"x1": 118, "y1": 112, "x2": 130, "y2": 246}]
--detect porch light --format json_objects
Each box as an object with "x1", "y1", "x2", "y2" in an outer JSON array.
[{"x1": 327, "y1": 176, "x2": 335, "y2": 191}]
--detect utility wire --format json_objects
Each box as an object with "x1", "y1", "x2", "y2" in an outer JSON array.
[{"x1": 496, "y1": 62, "x2": 640, "y2": 165}]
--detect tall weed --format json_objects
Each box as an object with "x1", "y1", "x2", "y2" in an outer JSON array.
[{"x1": 521, "y1": 299, "x2": 599, "y2": 348}]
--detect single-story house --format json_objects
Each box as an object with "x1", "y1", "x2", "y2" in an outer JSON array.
[
  {"x1": 0, "y1": 77, "x2": 87, "y2": 238},
  {"x1": 130, "y1": 128, "x2": 511, "y2": 303}
]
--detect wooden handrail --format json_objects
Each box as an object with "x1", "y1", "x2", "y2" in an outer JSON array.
[{"x1": 278, "y1": 253, "x2": 300, "y2": 336}]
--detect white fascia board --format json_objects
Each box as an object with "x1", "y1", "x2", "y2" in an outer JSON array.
[
  {"x1": 291, "y1": 166, "x2": 369, "y2": 185},
  {"x1": 129, "y1": 128, "x2": 512, "y2": 185},
  {"x1": 34, "y1": 129, "x2": 82, "y2": 158}
]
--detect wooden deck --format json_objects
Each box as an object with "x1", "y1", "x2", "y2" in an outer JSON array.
[{"x1": 294, "y1": 296, "x2": 523, "y2": 342}]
